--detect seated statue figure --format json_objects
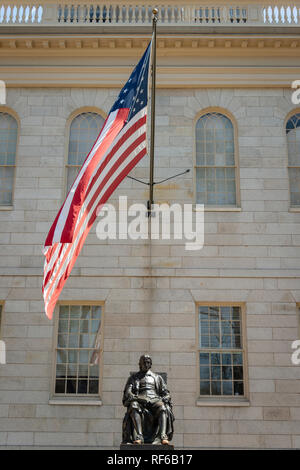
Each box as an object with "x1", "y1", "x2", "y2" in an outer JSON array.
[{"x1": 122, "y1": 354, "x2": 174, "y2": 445}]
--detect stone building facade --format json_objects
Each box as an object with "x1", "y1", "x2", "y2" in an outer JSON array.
[{"x1": 0, "y1": 1, "x2": 300, "y2": 449}]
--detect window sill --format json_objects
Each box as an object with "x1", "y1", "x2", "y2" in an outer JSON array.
[
  {"x1": 196, "y1": 398, "x2": 250, "y2": 407},
  {"x1": 194, "y1": 206, "x2": 241, "y2": 212},
  {"x1": 289, "y1": 207, "x2": 300, "y2": 212},
  {"x1": 49, "y1": 399, "x2": 102, "y2": 406},
  {"x1": 0, "y1": 205, "x2": 13, "y2": 211}
]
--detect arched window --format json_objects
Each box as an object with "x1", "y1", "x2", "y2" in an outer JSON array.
[
  {"x1": 66, "y1": 112, "x2": 105, "y2": 194},
  {"x1": 0, "y1": 112, "x2": 18, "y2": 206},
  {"x1": 195, "y1": 112, "x2": 237, "y2": 206},
  {"x1": 286, "y1": 113, "x2": 300, "y2": 207}
]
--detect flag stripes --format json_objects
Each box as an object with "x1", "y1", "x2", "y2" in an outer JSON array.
[
  {"x1": 43, "y1": 41, "x2": 152, "y2": 319},
  {"x1": 43, "y1": 106, "x2": 148, "y2": 318}
]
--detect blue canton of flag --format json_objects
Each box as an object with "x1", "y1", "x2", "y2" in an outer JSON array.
[{"x1": 111, "y1": 42, "x2": 151, "y2": 122}]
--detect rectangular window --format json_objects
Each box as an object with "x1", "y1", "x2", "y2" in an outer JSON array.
[
  {"x1": 198, "y1": 305, "x2": 246, "y2": 398},
  {"x1": 54, "y1": 304, "x2": 103, "y2": 397}
]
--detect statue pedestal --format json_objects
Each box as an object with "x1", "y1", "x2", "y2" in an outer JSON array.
[{"x1": 120, "y1": 443, "x2": 174, "y2": 450}]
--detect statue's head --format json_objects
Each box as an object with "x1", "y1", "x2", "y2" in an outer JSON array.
[{"x1": 139, "y1": 354, "x2": 152, "y2": 372}]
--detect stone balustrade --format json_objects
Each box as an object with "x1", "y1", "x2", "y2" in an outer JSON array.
[{"x1": 0, "y1": 2, "x2": 300, "y2": 27}]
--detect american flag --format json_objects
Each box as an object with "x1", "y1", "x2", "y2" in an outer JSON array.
[{"x1": 43, "y1": 41, "x2": 152, "y2": 319}]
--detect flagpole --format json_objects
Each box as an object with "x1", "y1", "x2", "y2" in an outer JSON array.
[{"x1": 148, "y1": 8, "x2": 158, "y2": 216}]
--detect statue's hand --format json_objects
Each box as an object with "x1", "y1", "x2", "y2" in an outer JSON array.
[
  {"x1": 129, "y1": 395, "x2": 139, "y2": 402},
  {"x1": 137, "y1": 396, "x2": 150, "y2": 405}
]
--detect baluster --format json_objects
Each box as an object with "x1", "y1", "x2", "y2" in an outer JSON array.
[
  {"x1": 120, "y1": 5, "x2": 125, "y2": 23},
  {"x1": 38, "y1": 5, "x2": 43, "y2": 23},
  {"x1": 168, "y1": 5, "x2": 172, "y2": 24},
  {"x1": 110, "y1": 5, "x2": 115, "y2": 23},
  {"x1": 115, "y1": 5, "x2": 120, "y2": 24},
  {"x1": 198, "y1": 7, "x2": 202, "y2": 23},
  {"x1": 6, "y1": 5, "x2": 11, "y2": 23},
  {"x1": 236, "y1": 7, "x2": 240, "y2": 23},
  {"x1": 124, "y1": 4, "x2": 129, "y2": 23},
  {"x1": 280, "y1": 6, "x2": 285, "y2": 24},
  {"x1": 169, "y1": 5, "x2": 174, "y2": 23},
  {"x1": 68, "y1": 4, "x2": 72, "y2": 23},
  {"x1": 211, "y1": 7, "x2": 215, "y2": 23},
  {"x1": 94, "y1": 4, "x2": 99, "y2": 22},
  {"x1": 31, "y1": 5, "x2": 36, "y2": 23},
  {"x1": 242, "y1": 8, "x2": 247, "y2": 23},
  {"x1": 292, "y1": 6, "x2": 297, "y2": 24},
  {"x1": 57, "y1": 4, "x2": 62, "y2": 22},
  {"x1": 221, "y1": 6, "x2": 227, "y2": 24},
  {"x1": 70, "y1": 4, "x2": 75, "y2": 23},
  {"x1": 75, "y1": 5, "x2": 79, "y2": 23},
  {"x1": 0, "y1": 5, "x2": 4, "y2": 24},
  {"x1": 179, "y1": 6, "x2": 184, "y2": 23},
  {"x1": 62, "y1": 4, "x2": 66, "y2": 23},
  {"x1": 161, "y1": 5, "x2": 165, "y2": 24},
  {"x1": 273, "y1": 6, "x2": 278, "y2": 24},
  {"x1": 135, "y1": 5, "x2": 139, "y2": 23},
  {"x1": 18, "y1": 5, "x2": 23, "y2": 23},
  {"x1": 24, "y1": 5, "x2": 30, "y2": 23},
  {"x1": 287, "y1": 6, "x2": 292, "y2": 24},
  {"x1": 267, "y1": 6, "x2": 272, "y2": 24},
  {"x1": 12, "y1": 6, "x2": 16, "y2": 23},
  {"x1": 62, "y1": 5, "x2": 67, "y2": 22},
  {"x1": 186, "y1": 5, "x2": 191, "y2": 24},
  {"x1": 141, "y1": 5, "x2": 145, "y2": 24},
  {"x1": 77, "y1": 5, "x2": 83, "y2": 23}
]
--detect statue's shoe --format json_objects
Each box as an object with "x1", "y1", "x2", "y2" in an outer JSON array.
[
  {"x1": 161, "y1": 439, "x2": 169, "y2": 445},
  {"x1": 133, "y1": 436, "x2": 144, "y2": 445}
]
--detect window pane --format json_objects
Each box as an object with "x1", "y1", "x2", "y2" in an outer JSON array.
[
  {"x1": 55, "y1": 304, "x2": 102, "y2": 396},
  {"x1": 196, "y1": 112, "x2": 236, "y2": 206}
]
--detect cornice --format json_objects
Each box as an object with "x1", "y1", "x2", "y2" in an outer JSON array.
[{"x1": 0, "y1": 35, "x2": 300, "y2": 57}]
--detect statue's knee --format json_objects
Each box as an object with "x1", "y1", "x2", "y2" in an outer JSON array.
[
  {"x1": 129, "y1": 401, "x2": 140, "y2": 412},
  {"x1": 156, "y1": 402, "x2": 167, "y2": 413}
]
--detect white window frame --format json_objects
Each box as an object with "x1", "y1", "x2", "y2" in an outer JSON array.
[
  {"x1": 196, "y1": 302, "x2": 249, "y2": 406},
  {"x1": 50, "y1": 301, "x2": 104, "y2": 405}
]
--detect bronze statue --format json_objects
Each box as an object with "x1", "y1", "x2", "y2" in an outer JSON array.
[{"x1": 122, "y1": 354, "x2": 174, "y2": 445}]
